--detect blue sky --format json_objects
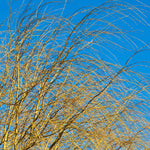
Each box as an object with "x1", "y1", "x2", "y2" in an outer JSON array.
[
  {"x1": 65, "y1": 0, "x2": 150, "y2": 76},
  {"x1": 0, "y1": 0, "x2": 150, "y2": 91},
  {"x1": 0, "y1": 0, "x2": 149, "y2": 65}
]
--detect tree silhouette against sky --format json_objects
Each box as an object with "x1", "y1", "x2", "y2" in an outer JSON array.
[{"x1": 0, "y1": 0, "x2": 150, "y2": 149}]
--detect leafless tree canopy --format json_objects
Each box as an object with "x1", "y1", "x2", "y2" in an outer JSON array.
[{"x1": 0, "y1": 0, "x2": 150, "y2": 149}]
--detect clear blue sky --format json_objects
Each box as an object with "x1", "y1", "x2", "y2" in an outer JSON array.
[{"x1": 0, "y1": 0, "x2": 149, "y2": 66}]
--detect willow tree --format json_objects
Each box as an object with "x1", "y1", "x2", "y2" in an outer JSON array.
[{"x1": 0, "y1": 0, "x2": 149, "y2": 149}]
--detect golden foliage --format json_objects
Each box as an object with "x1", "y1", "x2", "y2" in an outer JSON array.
[{"x1": 0, "y1": 0, "x2": 149, "y2": 149}]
